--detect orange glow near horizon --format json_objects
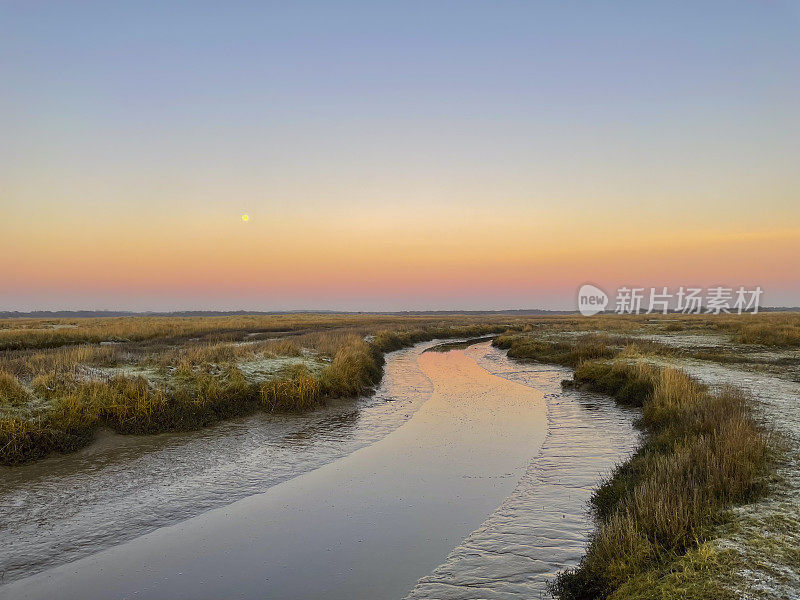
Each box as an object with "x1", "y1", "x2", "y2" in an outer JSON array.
[{"x1": 3, "y1": 203, "x2": 798, "y2": 310}]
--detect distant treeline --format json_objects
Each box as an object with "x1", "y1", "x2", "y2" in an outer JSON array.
[
  {"x1": 0, "y1": 309, "x2": 575, "y2": 319},
  {"x1": 1, "y1": 307, "x2": 797, "y2": 319}
]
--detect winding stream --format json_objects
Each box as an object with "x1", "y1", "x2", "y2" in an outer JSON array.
[
  {"x1": 0, "y1": 342, "x2": 638, "y2": 599},
  {"x1": 406, "y1": 344, "x2": 639, "y2": 599},
  {"x1": 0, "y1": 341, "x2": 436, "y2": 585}
]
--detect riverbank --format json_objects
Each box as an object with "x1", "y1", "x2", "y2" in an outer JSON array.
[
  {"x1": 628, "y1": 341, "x2": 800, "y2": 598},
  {"x1": 494, "y1": 330, "x2": 780, "y2": 600},
  {"x1": 0, "y1": 315, "x2": 522, "y2": 465}
]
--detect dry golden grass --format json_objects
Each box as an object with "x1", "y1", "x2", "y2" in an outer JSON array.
[
  {"x1": 260, "y1": 366, "x2": 321, "y2": 412},
  {"x1": 727, "y1": 314, "x2": 800, "y2": 346},
  {"x1": 0, "y1": 314, "x2": 335, "y2": 350},
  {"x1": 3, "y1": 311, "x2": 793, "y2": 466},
  {"x1": 492, "y1": 326, "x2": 777, "y2": 599},
  {"x1": 0, "y1": 372, "x2": 31, "y2": 406},
  {"x1": 0, "y1": 315, "x2": 530, "y2": 464},
  {"x1": 552, "y1": 361, "x2": 770, "y2": 600},
  {"x1": 0, "y1": 313, "x2": 525, "y2": 351},
  {"x1": 0, "y1": 345, "x2": 120, "y2": 379}
]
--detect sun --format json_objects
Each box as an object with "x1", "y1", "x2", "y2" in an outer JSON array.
[{"x1": 241, "y1": 214, "x2": 249, "y2": 222}]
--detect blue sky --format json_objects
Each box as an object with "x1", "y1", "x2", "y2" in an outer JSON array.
[{"x1": 1, "y1": 1, "x2": 798, "y2": 310}]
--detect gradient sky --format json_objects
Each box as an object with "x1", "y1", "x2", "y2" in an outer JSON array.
[{"x1": 2, "y1": 1, "x2": 799, "y2": 311}]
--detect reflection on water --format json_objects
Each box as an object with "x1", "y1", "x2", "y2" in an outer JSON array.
[
  {"x1": 406, "y1": 343, "x2": 640, "y2": 599},
  {"x1": 2, "y1": 341, "x2": 642, "y2": 599},
  {"x1": 2, "y1": 343, "x2": 550, "y2": 600},
  {"x1": 0, "y1": 342, "x2": 435, "y2": 584}
]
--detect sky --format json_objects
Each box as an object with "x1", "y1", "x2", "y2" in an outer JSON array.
[{"x1": 1, "y1": 1, "x2": 799, "y2": 311}]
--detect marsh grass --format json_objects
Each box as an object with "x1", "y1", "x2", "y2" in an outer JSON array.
[
  {"x1": 0, "y1": 344, "x2": 121, "y2": 379},
  {"x1": 493, "y1": 333, "x2": 618, "y2": 366},
  {"x1": 3, "y1": 312, "x2": 792, "y2": 466},
  {"x1": 570, "y1": 360, "x2": 658, "y2": 406},
  {"x1": 0, "y1": 315, "x2": 333, "y2": 350},
  {"x1": 492, "y1": 327, "x2": 775, "y2": 599},
  {"x1": 600, "y1": 541, "x2": 739, "y2": 600},
  {"x1": 319, "y1": 337, "x2": 383, "y2": 397},
  {"x1": 731, "y1": 320, "x2": 800, "y2": 347},
  {"x1": 0, "y1": 313, "x2": 524, "y2": 351},
  {"x1": 0, "y1": 372, "x2": 32, "y2": 406},
  {"x1": 0, "y1": 316, "x2": 529, "y2": 464},
  {"x1": 551, "y1": 362, "x2": 770, "y2": 600},
  {"x1": 260, "y1": 365, "x2": 321, "y2": 412},
  {"x1": 151, "y1": 338, "x2": 305, "y2": 369},
  {"x1": 695, "y1": 312, "x2": 800, "y2": 347}
]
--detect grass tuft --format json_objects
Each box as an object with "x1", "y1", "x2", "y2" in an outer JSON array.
[
  {"x1": 493, "y1": 333, "x2": 617, "y2": 366},
  {"x1": 0, "y1": 372, "x2": 32, "y2": 406}
]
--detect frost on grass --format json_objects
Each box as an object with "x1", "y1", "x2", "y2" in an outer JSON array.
[
  {"x1": 527, "y1": 328, "x2": 799, "y2": 599},
  {"x1": 718, "y1": 456, "x2": 800, "y2": 599},
  {"x1": 636, "y1": 336, "x2": 800, "y2": 599},
  {"x1": 235, "y1": 354, "x2": 327, "y2": 383},
  {"x1": 79, "y1": 365, "x2": 163, "y2": 384}
]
